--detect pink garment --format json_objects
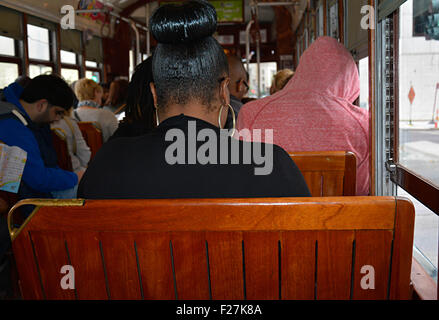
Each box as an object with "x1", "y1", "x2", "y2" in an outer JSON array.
[{"x1": 236, "y1": 36, "x2": 370, "y2": 195}]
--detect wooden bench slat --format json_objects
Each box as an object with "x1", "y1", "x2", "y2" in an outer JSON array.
[
  {"x1": 281, "y1": 231, "x2": 317, "y2": 300},
  {"x1": 290, "y1": 151, "x2": 357, "y2": 196},
  {"x1": 30, "y1": 231, "x2": 76, "y2": 300},
  {"x1": 352, "y1": 230, "x2": 393, "y2": 300},
  {"x1": 316, "y1": 231, "x2": 354, "y2": 300},
  {"x1": 135, "y1": 232, "x2": 175, "y2": 300},
  {"x1": 243, "y1": 232, "x2": 280, "y2": 300},
  {"x1": 206, "y1": 232, "x2": 244, "y2": 300},
  {"x1": 171, "y1": 232, "x2": 210, "y2": 300},
  {"x1": 100, "y1": 233, "x2": 142, "y2": 300},
  {"x1": 65, "y1": 232, "x2": 108, "y2": 300}
]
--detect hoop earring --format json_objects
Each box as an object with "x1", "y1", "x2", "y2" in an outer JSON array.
[
  {"x1": 155, "y1": 107, "x2": 160, "y2": 126},
  {"x1": 218, "y1": 103, "x2": 236, "y2": 136}
]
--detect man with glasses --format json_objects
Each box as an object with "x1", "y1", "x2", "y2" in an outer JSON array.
[
  {"x1": 225, "y1": 55, "x2": 249, "y2": 129},
  {"x1": 0, "y1": 75, "x2": 83, "y2": 204}
]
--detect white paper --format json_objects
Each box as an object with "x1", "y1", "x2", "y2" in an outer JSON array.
[{"x1": 0, "y1": 143, "x2": 27, "y2": 193}]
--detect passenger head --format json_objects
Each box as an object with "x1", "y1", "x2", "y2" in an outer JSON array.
[
  {"x1": 19, "y1": 74, "x2": 74, "y2": 124},
  {"x1": 150, "y1": 0, "x2": 230, "y2": 127},
  {"x1": 124, "y1": 57, "x2": 155, "y2": 129},
  {"x1": 270, "y1": 69, "x2": 294, "y2": 95},
  {"x1": 227, "y1": 55, "x2": 248, "y2": 100},
  {"x1": 75, "y1": 78, "x2": 103, "y2": 105},
  {"x1": 290, "y1": 36, "x2": 359, "y2": 102},
  {"x1": 105, "y1": 79, "x2": 129, "y2": 107}
]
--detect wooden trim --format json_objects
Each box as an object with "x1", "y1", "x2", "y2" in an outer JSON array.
[
  {"x1": 368, "y1": 0, "x2": 376, "y2": 196},
  {"x1": 54, "y1": 25, "x2": 61, "y2": 75},
  {"x1": 18, "y1": 197, "x2": 398, "y2": 234},
  {"x1": 323, "y1": 0, "x2": 327, "y2": 36},
  {"x1": 28, "y1": 59, "x2": 55, "y2": 68},
  {"x1": 338, "y1": 0, "x2": 344, "y2": 43},
  {"x1": 0, "y1": 55, "x2": 21, "y2": 64},
  {"x1": 22, "y1": 13, "x2": 29, "y2": 76},
  {"x1": 389, "y1": 198, "x2": 415, "y2": 299},
  {"x1": 392, "y1": 165, "x2": 439, "y2": 216},
  {"x1": 410, "y1": 258, "x2": 438, "y2": 300},
  {"x1": 343, "y1": 151, "x2": 357, "y2": 196}
]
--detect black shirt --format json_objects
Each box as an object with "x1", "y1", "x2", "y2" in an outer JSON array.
[{"x1": 78, "y1": 115, "x2": 310, "y2": 199}]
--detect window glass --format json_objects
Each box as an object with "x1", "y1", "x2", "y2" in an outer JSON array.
[
  {"x1": 29, "y1": 64, "x2": 52, "y2": 78},
  {"x1": 397, "y1": 187, "x2": 438, "y2": 281},
  {"x1": 86, "y1": 60, "x2": 98, "y2": 68},
  {"x1": 61, "y1": 68, "x2": 79, "y2": 85},
  {"x1": 86, "y1": 70, "x2": 100, "y2": 83},
  {"x1": 0, "y1": 62, "x2": 19, "y2": 88},
  {"x1": 27, "y1": 24, "x2": 50, "y2": 61},
  {"x1": 0, "y1": 35, "x2": 15, "y2": 56},
  {"x1": 61, "y1": 50, "x2": 76, "y2": 64},
  {"x1": 359, "y1": 57, "x2": 369, "y2": 110},
  {"x1": 129, "y1": 49, "x2": 134, "y2": 80},
  {"x1": 398, "y1": 0, "x2": 439, "y2": 187},
  {"x1": 247, "y1": 62, "x2": 277, "y2": 98}
]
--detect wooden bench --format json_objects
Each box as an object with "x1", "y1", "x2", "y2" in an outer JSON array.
[
  {"x1": 8, "y1": 196, "x2": 414, "y2": 300},
  {"x1": 51, "y1": 129, "x2": 73, "y2": 172},
  {"x1": 77, "y1": 122, "x2": 103, "y2": 160},
  {"x1": 289, "y1": 151, "x2": 357, "y2": 196}
]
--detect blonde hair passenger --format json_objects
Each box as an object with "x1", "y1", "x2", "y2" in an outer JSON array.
[
  {"x1": 74, "y1": 78, "x2": 118, "y2": 142},
  {"x1": 270, "y1": 69, "x2": 295, "y2": 95}
]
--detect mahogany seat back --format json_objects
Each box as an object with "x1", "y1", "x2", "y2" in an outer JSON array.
[
  {"x1": 289, "y1": 151, "x2": 357, "y2": 196},
  {"x1": 9, "y1": 197, "x2": 414, "y2": 300},
  {"x1": 51, "y1": 129, "x2": 73, "y2": 172},
  {"x1": 77, "y1": 122, "x2": 103, "y2": 160}
]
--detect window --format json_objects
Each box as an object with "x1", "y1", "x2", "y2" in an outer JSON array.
[
  {"x1": 397, "y1": 187, "x2": 438, "y2": 281},
  {"x1": 86, "y1": 70, "x2": 100, "y2": 83},
  {"x1": 85, "y1": 60, "x2": 98, "y2": 68},
  {"x1": 0, "y1": 35, "x2": 15, "y2": 56},
  {"x1": 0, "y1": 62, "x2": 18, "y2": 88},
  {"x1": 60, "y1": 50, "x2": 77, "y2": 65},
  {"x1": 398, "y1": 0, "x2": 439, "y2": 188},
  {"x1": 61, "y1": 68, "x2": 79, "y2": 85},
  {"x1": 27, "y1": 24, "x2": 50, "y2": 61},
  {"x1": 29, "y1": 64, "x2": 52, "y2": 78},
  {"x1": 359, "y1": 57, "x2": 369, "y2": 110},
  {"x1": 247, "y1": 62, "x2": 277, "y2": 98}
]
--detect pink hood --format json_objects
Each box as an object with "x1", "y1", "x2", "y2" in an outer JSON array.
[
  {"x1": 236, "y1": 36, "x2": 370, "y2": 195},
  {"x1": 286, "y1": 36, "x2": 360, "y2": 103}
]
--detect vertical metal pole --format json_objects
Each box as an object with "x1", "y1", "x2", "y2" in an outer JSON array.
[
  {"x1": 256, "y1": 36, "x2": 261, "y2": 98},
  {"x1": 130, "y1": 21, "x2": 141, "y2": 65},
  {"x1": 245, "y1": 20, "x2": 254, "y2": 72}
]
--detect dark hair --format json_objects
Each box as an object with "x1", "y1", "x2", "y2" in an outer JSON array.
[
  {"x1": 105, "y1": 79, "x2": 129, "y2": 107},
  {"x1": 125, "y1": 57, "x2": 155, "y2": 128},
  {"x1": 20, "y1": 74, "x2": 74, "y2": 110},
  {"x1": 150, "y1": 0, "x2": 229, "y2": 109},
  {"x1": 15, "y1": 76, "x2": 32, "y2": 88}
]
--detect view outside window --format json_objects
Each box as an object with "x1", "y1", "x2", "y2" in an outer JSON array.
[
  {"x1": 247, "y1": 62, "x2": 277, "y2": 98},
  {"x1": 398, "y1": 0, "x2": 439, "y2": 278},
  {"x1": 359, "y1": 57, "x2": 369, "y2": 110},
  {"x1": 61, "y1": 68, "x2": 79, "y2": 85},
  {"x1": 85, "y1": 60, "x2": 98, "y2": 68},
  {"x1": 29, "y1": 64, "x2": 52, "y2": 78},
  {"x1": 86, "y1": 70, "x2": 100, "y2": 83},
  {"x1": 60, "y1": 50, "x2": 76, "y2": 65},
  {"x1": 0, "y1": 62, "x2": 18, "y2": 88},
  {"x1": 27, "y1": 24, "x2": 50, "y2": 61},
  {"x1": 399, "y1": 0, "x2": 439, "y2": 188},
  {"x1": 0, "y1": 35, "x2": 15, "y2": 56}
]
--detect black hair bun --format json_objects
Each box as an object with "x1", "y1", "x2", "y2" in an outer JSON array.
[{"x1": 150, "y1": 0, "x2": 217, "y2": 44}]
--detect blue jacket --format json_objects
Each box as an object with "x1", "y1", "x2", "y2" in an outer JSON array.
[{"x1": 0, "y1": 82, "x2": 78, "y2": 197}]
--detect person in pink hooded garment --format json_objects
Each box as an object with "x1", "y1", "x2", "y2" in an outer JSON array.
[{"x1": 236, "y1": 36, "x2": 370, "y2": 195}]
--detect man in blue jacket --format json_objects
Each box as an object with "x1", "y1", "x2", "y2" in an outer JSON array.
[{"x1": 0, "y1": 75, "x2": 83, "y2": 202}]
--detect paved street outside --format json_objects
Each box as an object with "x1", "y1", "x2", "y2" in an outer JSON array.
[{"x1": 398, "y1": 122, "x2": 438, "y2": 279}]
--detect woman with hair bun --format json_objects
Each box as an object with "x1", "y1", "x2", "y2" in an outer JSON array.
[{"x1": 78, "y1": 0, "x2": 310, "y2": 199}]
